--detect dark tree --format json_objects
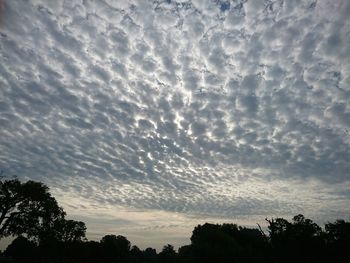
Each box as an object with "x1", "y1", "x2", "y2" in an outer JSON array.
[
  {"x1": 74, "y1": 240, "x2": 103, "y2": 262},
  {"x1": 100, "y1": 234, "x2": 131, "y2": 262},
  {"x1": 325, "y1": 219, "x2": 350, "y2": 243},
  {"x1": 291, "y1": 214, "x2": 322, "y2": 238},
  {"x1": 49, "y1": 218, "x2": 86, "y2": 243},
  {"x1": 191, "y1": 223, "x2": 239, "y2": 263},
  {"x1": 324, "y1": 219, "x2": 350, "y2": 261},
  {"x1": 267, "y1": 214, "x2": 324, "y2": 263},
  {"x1": 0, "y1": 178, "x2": 64, "y2": 240},
  {"x1": 129, "y1": 245, "x2": 143, "y2": 263},
  {"x1": 190, "y1": 223, "x2": 269, "y2": 263},
  {"x1": 3, "y1": 236, "x2": 37, "y2": 260},
  {"x1": 0, "y1": 177, "x2": 87, "y2": 263},
  {"x1": 159, "y1": 244, "x2": 177, "y2": 263},
  {"x1": 178, "y1": 245, "x2": 193, "y2": 263},
  {"x1": 143, "y1": 247, "x2": 158, "y2": 263}
]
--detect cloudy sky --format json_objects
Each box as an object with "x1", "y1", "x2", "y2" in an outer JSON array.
[{"x1": 1, "y1": 0, "x2": 350, "y2": 250}]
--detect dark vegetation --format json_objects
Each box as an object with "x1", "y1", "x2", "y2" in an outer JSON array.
[{"x1": 1, "y1": 178, "x2": 349, "y2": 263}]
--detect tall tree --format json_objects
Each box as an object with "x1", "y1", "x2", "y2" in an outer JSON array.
[
  {"x1": 325, "y1": 219, "x2": 350, "y2": 243},
  {"x1": 324, "y1": 219, "x2": 350, "y2": 261},
  {"x1": 38, "y1": 218, "x2": 86, "y2": 244},
  {"x1": 266, "y1": 214, "x2": 324, "y2": 263},
  {"x1": 159, "y1": 244, "x2": 177, "y2": 263},
  {"x1": 0, "y1": 178, "x2": 65, "y2": 240},
  {"x1": 55, "y1": 219, "x2": 87, "y2": 242},
  {"x1": 100, "y1": 234, "x2": 131, "y2": 262},
  {"x1": 0, "y1": 178, "x2": 86, "y2": 245}
]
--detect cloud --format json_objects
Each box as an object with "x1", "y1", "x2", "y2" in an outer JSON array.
[{"x1": 1, "y1": 0, "x2": 350, "y2": 248}]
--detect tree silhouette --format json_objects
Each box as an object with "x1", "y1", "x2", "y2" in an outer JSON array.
[
  {"x1": 267, "y1": 214, "x2": 324, "y2": 263},
  {"x1": 44, "y1": 218, "x2": 86, "y2": 243},
  {"x1": 0, "y1": 178, "x2": 64, "y2": 240},
  {"x1": 189, "y1": 223, "x2": 269, "y2": 263},
  {"x1": 324, "y1": 219, "x2": 350, "y2": 261},
  {"x1": 325, "y1": 219, "x2": 350, "y2": 243},
  {"x1": 159, "y1": 244, "x2": 177, "y2": 263},
  {"x1": 3, "y1": 236, "x2": 37, "y2": 260},
  {"x1": 178, "y1": 244, "x2": 193, "y2": 263},
  {"x1": 100, "y1": 234, "x2": 131, "y2": 262},
  {"x1": 129, "y1": 245, "x2": 143, "y2": 263},
  {"x1": 143, "y1": 247, "x2": 157, "y2": 263}
]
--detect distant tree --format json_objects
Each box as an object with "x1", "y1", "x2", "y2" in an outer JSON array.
[
  {"x1": 266, "y1": 217, "x2": 291, "y2": 244},
  {"x1": 76, "y1": 240, "x2": 102, "y2": 262},
  {"x1": 324, "y1": 219, "x2": 350, "y2": 261},
  {"x1": 0, "y1": 177, "x2": 87, "y2": 252},
  {"x1": 36, "y1": 217, "x2": 86, "y2": 248},
  {"x1": 129, "y1": 245, "x2": 143, "y2": 263},
  {"x1": 178, "y1": 245, "x2": 193, "y2": 263},
  {"x1": 159, "y1": 244, "x2": 177, "y2": 263},
  {"x1": 143, "y1": 247, "x2": 157, "y2": 263},
  {"x1": 158, "y1": 244, "x2": 177, "y2": 263},
  {"x1": 325, "y1": 219, "x2": 350, "y2": 243},
  {"x1": 0, "y1": 178, "x2": 64, "y2": 240},
  {"x1": 267, "y1": 214, "x2": 324, "y2": 263},
  {"x1": 31, "y1": 215, "x2": 87, "y2": 261},
  {"x1": 3, "y1": 236, "x2": 37, "y2": 260},
  {"x1": 291, "y1": 214, "x2": 322, "y2": 238},
  {"x1": 52, "y1": 218, "x2": 86, "y2": 242},
  {"x1": 100, "y1": 234, "x2": 131, "y2": 262},
  {"x1": 191, "y1": 223, "x2": 269, "y2": 263},
  {"x1": 191, "y1": 223, "x2": 241, "y2": 263}
]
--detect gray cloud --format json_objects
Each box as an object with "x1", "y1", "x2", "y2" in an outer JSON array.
[{"x1": 1, "y1": 0, "x2": 350, "y2": 248}]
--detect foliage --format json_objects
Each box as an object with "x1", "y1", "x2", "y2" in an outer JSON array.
[
  {"x1": 266, "y1": 214, "x2": 325, "y2": 263},
  {"x1": 159, "y1": 244, "x2": 177, "y2": 263},
  {"x1": 189, "y1": 223, "x2": 269, "y2": 263},
  {"x1": 0, "y1": 178, "x2": 86, "y2": 245},
  {"x1": 100, "y1": 234, "x2": 131, "y2": 262},
  {"x1": 325, "y1": 219, "x2": 350, "y2": 243},
  {"x1": 0, "y1": 178, "x2": 64, "y2": 239},
  {"x1": 324, "y1": 219, "x2": 350, "y2": 261},
  {"x1": 3, "y1": 236, "x2": 37, "y2": 260}
]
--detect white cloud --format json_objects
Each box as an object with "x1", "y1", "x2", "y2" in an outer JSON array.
[{"x1": 1, "y1": 0, "x2": 350, "y2": 249}]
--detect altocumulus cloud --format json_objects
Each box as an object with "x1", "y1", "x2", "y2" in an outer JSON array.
[{"x1": 1, "y1": 0, "x2": 350, "y2": 249}]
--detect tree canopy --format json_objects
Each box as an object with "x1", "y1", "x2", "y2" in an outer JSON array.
[
  {"x1": 0, "y1": 178, "x2": 64, "y2": 239},
  {"x1": 0, "y1": 178, "x2": 86, "y2": 244}
]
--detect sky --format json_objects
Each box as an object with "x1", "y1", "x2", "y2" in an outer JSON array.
[{"x1": 0, "y1": 0, "x2": 350, "y2": 251}]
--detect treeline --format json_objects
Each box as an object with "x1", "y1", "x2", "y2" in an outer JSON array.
[{"x1": 1, "y1": 178, "x2": 349, "y2": 263}]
